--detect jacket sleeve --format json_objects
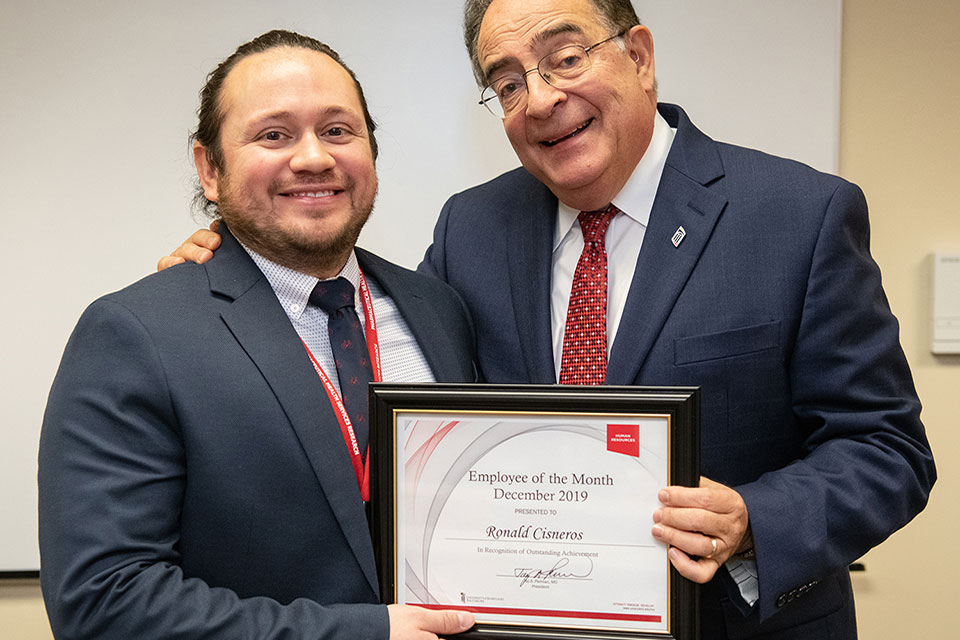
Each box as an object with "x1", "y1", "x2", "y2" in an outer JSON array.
[
  {"x1": 735, "y1": 181, "x2": 936, "y2": 621},
  {"x1": 38, "y1": 298, "x2": 389, "y2": 640}
]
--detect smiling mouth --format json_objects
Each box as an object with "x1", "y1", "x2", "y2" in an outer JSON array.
[
  {"x1": 280, "y1": 189, "x2": 340, "y2": 198},
  {"x1": 542, "y1": 119, "x2": 593, "y2": 147}
]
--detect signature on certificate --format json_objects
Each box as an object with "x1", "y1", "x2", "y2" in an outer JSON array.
[{"x1": 514, "y1": 557, "x2": 593, "y2": 587}]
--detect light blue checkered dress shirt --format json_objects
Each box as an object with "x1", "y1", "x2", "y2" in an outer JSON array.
[{"x1": 242, "y1": 246, "x2": 436, "y2": 394}]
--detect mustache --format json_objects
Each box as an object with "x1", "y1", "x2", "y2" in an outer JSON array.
[{"x1": 270, "y1": 170, "x2": 351, "y2": 194}]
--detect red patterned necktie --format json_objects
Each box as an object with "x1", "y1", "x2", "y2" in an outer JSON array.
[{"x1": 558, "y1": 205, "x2": 619, "y2": 385}]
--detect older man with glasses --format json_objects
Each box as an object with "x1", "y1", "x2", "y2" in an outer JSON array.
[
  {"x1": 163, "y1": 2, "x2": 935, "y2": 638},
  {"x1": 423, "y1": 2, "x2": 934, "y2": 638}
]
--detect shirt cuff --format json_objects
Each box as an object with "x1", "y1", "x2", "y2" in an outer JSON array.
[{"x1": 725, "y1": 553, "x2": 759, "y2": 607}]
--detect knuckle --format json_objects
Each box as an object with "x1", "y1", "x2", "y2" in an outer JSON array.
[{"x1": 694, "y1": 491, "x2": 714, "y2": 508}]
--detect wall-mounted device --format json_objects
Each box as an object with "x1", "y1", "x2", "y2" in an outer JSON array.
[{"x1": 932, "y1": 252, "x2": 960, "y2": 354}]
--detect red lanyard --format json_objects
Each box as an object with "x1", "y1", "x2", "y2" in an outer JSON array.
[{"x1": 301, "y1": 272, "x2": 382, "y2": 501}]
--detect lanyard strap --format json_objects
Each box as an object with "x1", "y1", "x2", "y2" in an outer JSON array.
[{"x1": 301, "y1": 271, "x2": 382, "y2": 501}]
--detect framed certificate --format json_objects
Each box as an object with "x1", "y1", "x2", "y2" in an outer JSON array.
[{"x1": 368, "y1": 384, "x2": 700, "y2": 640}]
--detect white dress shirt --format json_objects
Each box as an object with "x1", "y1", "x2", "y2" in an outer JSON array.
[{"x1": 551, "y1": 110, "x2": 676, "y2": 375}]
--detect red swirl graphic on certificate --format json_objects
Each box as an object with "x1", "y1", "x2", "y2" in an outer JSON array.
[{"x1": 394, "y1": 413, "x2": 670, "y2": 633}]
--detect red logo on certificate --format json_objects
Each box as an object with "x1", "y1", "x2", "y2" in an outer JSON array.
[{"x1": 607, "y1": 424, "x2": 640, "y2": 457}]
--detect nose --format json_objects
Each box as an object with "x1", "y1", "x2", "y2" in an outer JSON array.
[
  {"x1": 523, "y1": 74, "x2": 565, "y2": 119},
  {"x1": 289, "y1": 134, "x2": 336, "y2": 173}
]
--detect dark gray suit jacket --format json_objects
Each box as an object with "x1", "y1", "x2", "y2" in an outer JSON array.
[
  {"x1": 39, "y1": 226, "x2": 477, "y2": 639},
  {"x1": 420, "y1": 103, "x2": 935, "y2": 639}
]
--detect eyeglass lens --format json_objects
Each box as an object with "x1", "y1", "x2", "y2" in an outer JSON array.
[{"x1": 480, "y1": 33, "x2": 623, "y2": 118}]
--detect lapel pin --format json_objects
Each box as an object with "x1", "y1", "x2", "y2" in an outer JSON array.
[{"x1": 671, "y1": 226, "x2": 686, "y2": 248}]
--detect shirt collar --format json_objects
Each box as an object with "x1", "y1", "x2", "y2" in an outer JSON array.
[
  {"x1": 240, "y1": 243, "x2": 362, "y2": 321},
  {"x1": 554, "y1": 109, "x2": 676, "y2": 250}
]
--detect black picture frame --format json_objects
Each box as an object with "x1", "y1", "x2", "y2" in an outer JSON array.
[{"x1": 369, "y1": 383, "x2": 700, "y2": 640}]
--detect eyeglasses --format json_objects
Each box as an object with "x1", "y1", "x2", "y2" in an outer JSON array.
[{"x1": 478, "y1": 31, "x2": 627, "y2": 119}]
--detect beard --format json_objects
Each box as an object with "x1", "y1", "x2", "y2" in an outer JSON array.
[{"x1": 216, "y1": 169, "x2": 376, "y2": 278}]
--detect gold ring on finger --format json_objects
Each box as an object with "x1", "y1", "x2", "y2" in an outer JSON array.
[{"x1": 705, "y1": 537, "x2": 718, "y2": 559}]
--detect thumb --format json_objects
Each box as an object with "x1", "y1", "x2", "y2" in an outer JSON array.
[{"x1": 426, "y1": 609, "x2": 474, "y2": 635}]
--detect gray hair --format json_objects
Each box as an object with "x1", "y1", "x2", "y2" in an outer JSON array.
[{"x1": 463, "y1": 0, "x2": 641, "y2": 86}]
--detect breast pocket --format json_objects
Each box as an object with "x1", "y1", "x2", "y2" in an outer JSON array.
[{"x1": 674, "y1": 320, "x2": 781, "y2": 365}]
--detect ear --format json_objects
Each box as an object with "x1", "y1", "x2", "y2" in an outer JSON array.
[
  {"x1": 623, "y1": 25, "x2": 655, "y2": 93},
  {"x1": 193, "y1": 141, "x2": 220, "y2": 203}
]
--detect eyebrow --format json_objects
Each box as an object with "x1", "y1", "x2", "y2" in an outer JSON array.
[
  {"x1": 482, "y1": 22, "x2": 587, "y2": 82},
  {"x1": 244, "y1": 106, "x2": 361, "y2": 130},
  {"x1": 246, "y1": 110, "x2": 296, "y2": 126},
  {"x1": 531, "y1": 23, "x2": 585, "y2": 49}
]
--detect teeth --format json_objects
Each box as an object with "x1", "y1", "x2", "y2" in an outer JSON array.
[
  {"x1": 545, "y1": 120, "x2": 591, "y2": 146},
  {"x1": 289, "y1": 190, "x2": 335, "y2": 197}
]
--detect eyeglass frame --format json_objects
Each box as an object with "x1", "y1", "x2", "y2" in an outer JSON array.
[{"x1": 478, "y1": 30, "x2": 629, "y2": 119}]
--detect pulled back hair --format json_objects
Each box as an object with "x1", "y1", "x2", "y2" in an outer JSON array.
[
  {"x1": 463, "y1": 0, "x2": 641, "y2": 86},
  {"x1": 191, "y1": 29, "x2": 378, "y2": 216}
]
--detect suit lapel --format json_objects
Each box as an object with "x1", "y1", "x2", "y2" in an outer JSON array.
[
  {"x1": 506, "y1": 180, "x2": 557, "y2": 383},
  {"x1": 207, "y1": 228, "x2": 380, "y2": 596},
  {"x1": 606, "y1": 104, "x2": 728, "y2": 385},
  {"x1": 356, "y1": 248, "x2": 474, "y2": 383}
]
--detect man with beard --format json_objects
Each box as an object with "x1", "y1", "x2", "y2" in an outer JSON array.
[{"x1": 39, "y1": 30, "x2": 476, "y2": 640}]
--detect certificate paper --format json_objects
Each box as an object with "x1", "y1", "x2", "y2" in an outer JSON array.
[{"x1": 369, "y1": 385, "x2": 699, "y2": 640}]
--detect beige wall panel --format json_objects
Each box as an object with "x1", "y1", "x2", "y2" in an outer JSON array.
[{"x1": 841, "y1": 0, "x2": 960, "y2": 637}]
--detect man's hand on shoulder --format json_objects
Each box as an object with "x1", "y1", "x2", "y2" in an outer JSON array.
[
  {"x1": 156, "y1": 219, "x2": 223, "y2": 271},
  {"x1": 651, "y1": 476, "x2": 751, "y2": 583},
  {"x1": 388, "y1": 604, "x2": 474, "y2": 640}
]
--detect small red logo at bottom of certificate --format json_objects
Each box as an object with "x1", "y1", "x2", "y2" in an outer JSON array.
[{"x1": 607, "y1": 424, "x2": 640, "y2": 457}]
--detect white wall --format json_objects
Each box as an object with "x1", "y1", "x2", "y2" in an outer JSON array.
[{"x1": 0, "y1": 0, "x2": 840, "y2": 572}]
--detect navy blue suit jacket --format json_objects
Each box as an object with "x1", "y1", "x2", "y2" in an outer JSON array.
[
  {"x1": 420, "y1": 103, "x2": 935, "y2": 639},
  {"x1": 39, "y1": 226, "x2": 477, "y2": 639}
]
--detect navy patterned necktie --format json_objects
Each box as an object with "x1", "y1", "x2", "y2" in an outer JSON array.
[{"x1": 309, "y1": 277, "x2": 373, "y2": 454}]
